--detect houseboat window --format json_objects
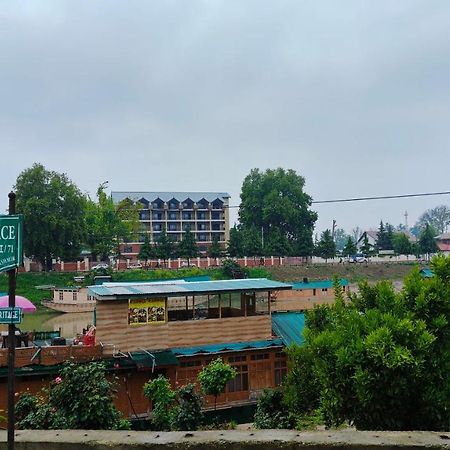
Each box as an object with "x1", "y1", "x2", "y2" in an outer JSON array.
[
  {"x1": 250, "y1": 353, "x2": 269, "y2": 361},
  {"x1": 275, "y1": 352, "x2": 285, "y2": 358},
  {"x1": 207, "y1": 294, "x2": 220, "y2": 319},
  {"x1": 59, "y1": 291, "x2": 63, "y2": 301},
  {"x1": 179, "y1": 360, "x2": 201, "y2": 368},
  {"x1": 313, "y1": 289, "x2": 316, "y2": 296},
  {"x1": 167, "y1": 296, "x2": 193, "y2": 321},
  {"x1": 227, "y1": 365, "x2": 248, "y2": 392},
  {"x1": 275, "y1": 359, "x2": 288, "y2": 385},
  {"x1": 72, "y1": 292, "x2": 77, "y2": 301},
  {"x1": 322, "y1": 288, "x2": 328, "y2": 292},
  {"x1": 229, "y1": 355, "x2": 247, "y2": 363}
]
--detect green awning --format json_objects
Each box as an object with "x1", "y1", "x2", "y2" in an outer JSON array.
[{"x1": 129, "y1": 350, "x2": 179, "y2": 370}]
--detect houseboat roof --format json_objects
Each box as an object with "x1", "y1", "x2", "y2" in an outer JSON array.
[
  {"x1": 88, "y1": 278, "x2": 292, "y2": 300},
  {"x1": 291, "y1": 279, "x2": 349, "y2": 290}
]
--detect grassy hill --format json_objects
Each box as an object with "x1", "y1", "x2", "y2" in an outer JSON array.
[{"x1": 267, "y1": 261, "x2": 424, "y2": 283}]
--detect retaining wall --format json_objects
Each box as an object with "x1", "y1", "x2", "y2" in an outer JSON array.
[{"x1": 1, "y1": 430, "x2": 450, "y2": 449}]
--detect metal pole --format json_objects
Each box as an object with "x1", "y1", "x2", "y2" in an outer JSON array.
[{"x1": 7, "y1": 191, "x2": 16, "y2": 450}]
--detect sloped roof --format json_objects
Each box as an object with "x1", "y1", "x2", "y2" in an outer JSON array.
[
  {"x1": 436, "y1": 232, "x2": 450, "y2": 240},
  {"x1": 111, "y1": 191, "x2": 230, "y2": 204},
  {"x1": 172, "y1": 339, "x2": 283, "y2": 356},
  {"x1": 272, "y1": 312, "x2": 306, "y2": 346}
]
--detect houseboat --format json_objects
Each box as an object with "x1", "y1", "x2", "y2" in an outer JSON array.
[
  {"x1": 41, "y1": 287, "x2": 96, "y2": 313},
  {"x1": 272, "y1": 278, "x2": 349, "y2": 311},
  {"x1": 0, "y1": 278, "x2": 311, "y2": 419}
]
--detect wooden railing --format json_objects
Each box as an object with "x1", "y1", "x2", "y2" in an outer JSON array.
[{"x1": 0, "y1": 345, "x2": 103, "y2": 368}]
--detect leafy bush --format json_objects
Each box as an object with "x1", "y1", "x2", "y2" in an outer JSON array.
[
  {"x1": 15, "y1": 362, "x2": 124, "y2": 430},
  {"x1": 220, "y1": 259, "x2": 248, "y2": 279},
  {"x1": 254, "y1": 388, "x2": 293, "y2": 429},
  {"x1": 172, "y1": 384, "x2": 203, "y2": 431},
  {"x1": 286, "y1": 256, "x2": 450, "y2": 431}
]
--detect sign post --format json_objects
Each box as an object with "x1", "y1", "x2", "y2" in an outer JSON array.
[{"x1": 0, "y1": 192, "x2": 23, "y2": 450}]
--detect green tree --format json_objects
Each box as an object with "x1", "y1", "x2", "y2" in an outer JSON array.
[
  {"x1": 143, "y1": 375, "x2": 176, "y2": 430},
  {"x1": 392, "y1": 233, "x2": 412, "y2": 256},
  {"x1": 418, "y1": 223, "x2": 438, "y2": 257},
  {"x1": 239, "y1": 168, "x2": 317, "y2": 257},
  {"x1": 15, "y1": 163, "x2": 87, "y2": 270},
  {"x1": 316, "y1": 229, "x2": 336, "y2": 261},
  {"x1": 242, "y1": 226, "x2": 263, "y2": 258},
  {"x1": 342, "y1": 236, "x2": 357, "y2": 257},
  {"x1": 333, "y1": 228, "x2": 348, "y2": 252},
  {"x1": 207, "y1": 234, "x2": 222, "y2": 258},
  {"x1": 155, "y1": 226, "x2": 175, "y2": 265},
  {"x1": 227, "y1": 225, "x2": 244, "y2": 257},
  {"x1": 197, "y1": 357, "x2": 237, "y2": 411},
  {"x1": 287, "y1": 256, "x2": 450, "y2": 431},
  {"x1": 85, "y1": 185, "x2": 139, "y2": 261},
  {"x1": 178, "y1": 226, "x2": 198, "y2": 266},
  {"x1": 360, "y1": 233, "x2": 372, "y2": 257},
  {"x1": 376, "y1": 220, "x2": 393, "y2": 251},
  {"x1": 264, "y1": 227, "x2": 292, "y2": 257},
  {"x1": 416, "y1": 205, "x2": 450, "y2": 234},
  {"x1": 138, "y1": 234, "x2": 155, "y2": 267}
]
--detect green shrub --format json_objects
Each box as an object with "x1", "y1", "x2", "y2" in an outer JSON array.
[
  {"x1": 254, "y1": 388, "x2": 293, "y2": 429},
  {"x1": 143, "y1": 375, "x2": 176, "y2": 431},
  {"x1": 172, "y1": 384, "x2": 203, "y2": 431}
]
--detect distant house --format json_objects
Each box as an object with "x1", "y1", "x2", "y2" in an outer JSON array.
[
  {"x1": 357, "y1": 230, "x2": 377, "y2": 251},
  {"x1": 435, "y1": 232, "x2": 450, "y2": 254}
]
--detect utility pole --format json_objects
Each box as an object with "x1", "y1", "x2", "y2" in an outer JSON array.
[
  {"x1": 332, "y1": 219, "x2": 337, "y2": 241},
  {"x1": 404, "y1": 211, "x2": 408, "y2": 230},
  {"x1": 7, "y1": 192, "x2": 16, "y2": 450}
]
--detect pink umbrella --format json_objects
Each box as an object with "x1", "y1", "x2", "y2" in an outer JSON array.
[{"x1": 0, "y1": 295, "x2": 37, "y2": 313}]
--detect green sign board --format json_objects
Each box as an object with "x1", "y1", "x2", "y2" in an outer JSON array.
[
  {"x1": 0, "y1": 215, "x2": 23, "y2": 272},
  {"x1": 0, "y1": 307, "x2": 22, "y2": 324}
]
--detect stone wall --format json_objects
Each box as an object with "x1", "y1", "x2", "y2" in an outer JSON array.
[{"x1": 1, "y1": 430, "x2": 450, "y2": 449}]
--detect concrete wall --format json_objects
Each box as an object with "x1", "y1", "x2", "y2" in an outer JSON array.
[{"x1": 1, "y1": 430, "x2": 450, "y2": 449}]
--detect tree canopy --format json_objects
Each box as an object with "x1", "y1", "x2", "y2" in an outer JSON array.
[
  {"x1": 315, "y1": 229, "x2": 336, "y2": 261},
  {"x1": 415, "y1": 205, "x2": 450, "y2": 234},
  {"x1": 238, "y1": 168, "x2": 317, "y2": 257},
  {"x1": 178, "y1": 226, "x2": 198, "y2": 264},
  {"x1": 15, "y1": 163, "x2": 87, "y2": 270},
  {"x1": 283, "y1": 256, "x2": 450, "y2": 431}
]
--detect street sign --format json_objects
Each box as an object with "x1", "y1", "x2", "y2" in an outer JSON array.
[
  {"x1": 0, "y1": 307, "x2": 22, "y2": 324},
  {"x1": 0, "y1": 215, "x2": 23, "y2": 273}
]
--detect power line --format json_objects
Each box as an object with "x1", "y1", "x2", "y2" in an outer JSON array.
[{"x1": 224, "y1": 190, "x2": 450, "y2": 208}]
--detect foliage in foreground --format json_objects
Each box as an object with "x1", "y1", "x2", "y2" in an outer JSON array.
[
  {"x1": 143, "y1": 377, "x2": 203, "y2": 431},
  {"x1": 280, "y1": 256, "x2": 450, "y2": 431},
  {"x1": 15, "y1": 362, "x2": 129, "y2": 430}
]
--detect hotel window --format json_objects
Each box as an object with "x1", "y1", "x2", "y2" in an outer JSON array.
[
  {"x1": 168, "y1": 212, "x2": 177, "y2": 220},
  {"x1": 153, "y1": 224, "x2": 162, "y2": 231},
  {"x1": 227, "y1": 364, "x2": 248, "y2": 392},
  {"x1": 198, "y1": 212, "x2": 207, "y2": 220},
  {"x1": 211, "y1": 211, "x2": 221, "y2": 220},
  {"x1": 59, "y1": 291, "x2": 63, "y2": 301},
  {"x1": 168, "y1": 224, "x2": 177, "y2": 231},
  {"x1": 182, "y1": 213, "x2": 192, "y2": 220},
  {"x1": 123, "y1": 246, "x2": 133, "y2": 253}
]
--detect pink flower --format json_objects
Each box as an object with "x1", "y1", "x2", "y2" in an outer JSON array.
[{"x1": 55, "y1": 376, "x2": 62, "y2": 384}]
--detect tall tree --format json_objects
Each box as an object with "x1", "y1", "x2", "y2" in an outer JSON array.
[
  {"x1": 376, "y1": 220, "x2": 393, "y2": 251},
  {"x1": 416, "y1": 205, "x2": 450, "y2": 234},
  {"x1": 239, "y1": 168, "x2": 317, "y2": 257},
  {"x1": 85, "y1": 185, "x2": 139, "y2": 261},
  {"x1": 343, "y1": 236, "x2": 357, "y2": 257},
  {"x1": 155, "y1": 226, "x2": 174, "y2": 265},
  {"x1": 15, "y1": 163, "x2": 86, "y2": 270},
  {"x1": 264, "y1": 227, "x2": 292, "y2": 257},
  {"x1": 316, "y1": 229, "x2": 336, "y2": 262},
  {"x1": 418, "y1": 224, "x2": 438, "y2": 257},
  {"x1": 360, "y1": 233, "x2": 372, "y2": 257},
  {"x1": 227, "y1": 225, "x2": 243, "y2": 257},
  {"x1": 392, "y1": 233, "x2": 412, "y2": 256},
  {"x1": 138, "y1": 234, "x2": 155, "y2": 267},
  {"x1": 242, "y1": 226, "x2": 263, "y2": 258},
  {"x1": 178, "y1": 226, "x2": 198, "y2": 265},
  {"x1": 333, "y1": 228, "x2": 347, "y2": 252},
  {"x1": 207, "y1": 234, "x2": 222, "y2": 258}
]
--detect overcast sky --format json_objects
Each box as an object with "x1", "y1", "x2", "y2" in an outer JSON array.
[{"x1": 1, "y1": 1, "x2": 449, "y2": 234}]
